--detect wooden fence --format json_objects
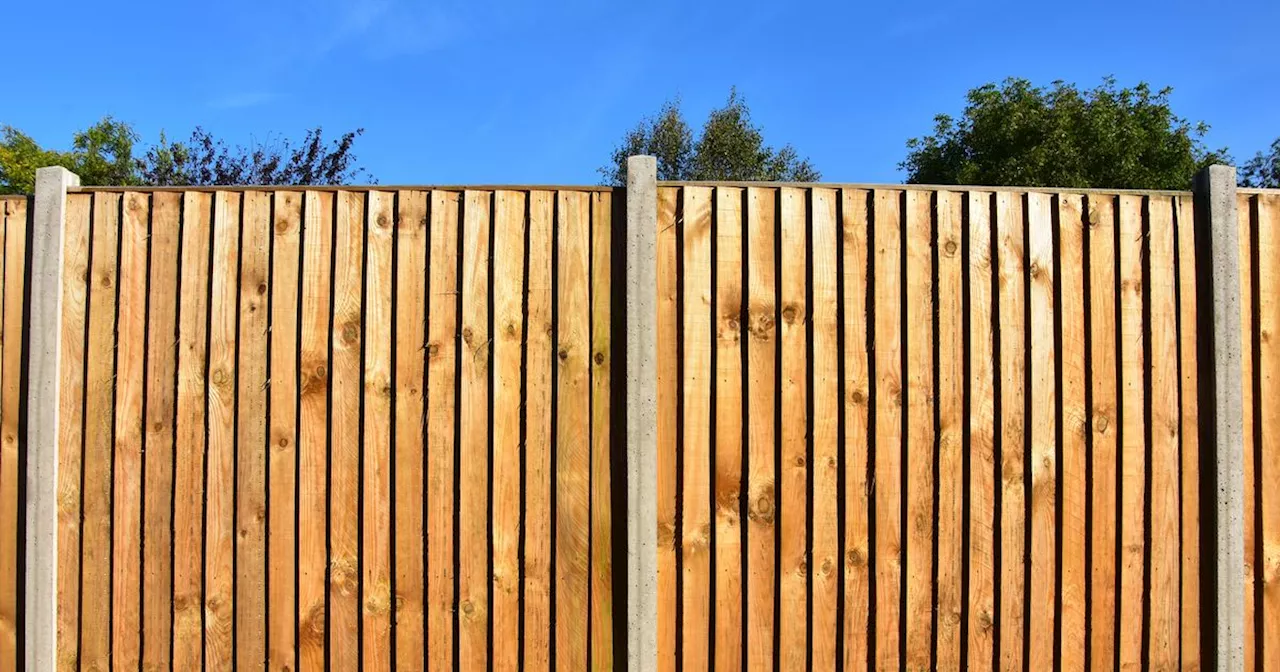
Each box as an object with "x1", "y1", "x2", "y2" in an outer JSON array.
[
  {"x1": 0, "y1": 196, "x2": 30, "y2": 672},
  {"x1": 1240, "y1": 189, "x2": 1280, "y2": 672},
  {"x1": 652, "y1": 184, "x2": 1207, "y2": 671},
  {"x1": 49, "y1": 187, "x2": 619, "y2": 672}
]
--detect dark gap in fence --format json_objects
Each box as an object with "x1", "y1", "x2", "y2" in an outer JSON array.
[
  {"x1": 897, "y1": 189, "x2": 909, "y2": 670},
  {"x1": 388, "y1": 191, "x2": 401, "y2": 671},
  {"x1": 803, "y1": 188, "x2": 816, "y2": 672},
  {"x1": 1170, "y1": 194, "x2": 1185, "y2": 672},
  {"x1": 929, "y1": 191, "x2": 942, "y2": 671},
  {"x1": 611, "y1": 189, "x2": 630, "y2": 672},
  {"x1": 1050, "y1": 194, "x2": 1065, "y2": 668},
  {"x1": 547, "y1": 192, "x2": 559, "y2": 672},
  {"x1": 1110, "y1": 193, "x2": 1122, "y2": 672},
  {"x1": 673, "y1": 187, "x2": 686, "y2": 672},
  {"x1": 833, "y1": 188, "x2": 848, "y2": 672},
  {"x1": 959, "y1": 190, "x2": 973, "y2": 671},
  {"x1": 1080, "y1": 195, "x2": 1096, "y2": 672},
  {"x1": 518, "y1": 191, "x2": 532, "y2": 669},
  {"x1": 864, "y1": 189, "x2": 878, "y2": 672},
  {"x1": 1248, "y1": 195, "x2": 1264, "y2": 667},
  {"x1": 1140, "y1": 196, "x2": 1154, "y2": 672},
  {"x1": 737, "y1": 187, "x2": 750, "y2": 672},
  {"x1": 987, "y1": 192, "x2": 1003, "y2": 672},
  {"x1": 707, "y1": 187, "x2": 718, "y2": 672},
  {"x1": 263, "y1": 192, "x2": 278, "y2": 669},
  {"x1": 293, "y1": 192, "x2": 308, "y2": 671},
  {"x1": 1020, "y1": 192, "x2": 1032, "y2": 672}
]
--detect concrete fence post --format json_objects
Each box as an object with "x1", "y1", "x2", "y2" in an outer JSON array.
[
  {"x1": 26, "y1": 166, "x2": 79, "y2": 672},
  {"x1": 624, "y1": 155, "x2": 658, "y2": 672},
  {"x1": 1192, "y1": 164, "x2": 1244, "y2": 672}
]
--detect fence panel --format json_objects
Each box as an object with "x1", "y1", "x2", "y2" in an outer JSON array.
[{"x1": 0, "y1": 196, "x2": 29, "y2": 672}]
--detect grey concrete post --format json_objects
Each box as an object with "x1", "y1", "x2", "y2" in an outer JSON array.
[
  {"x1": 26, "y1": 166, "x2": 79, "y2": 672},
  {"x1": 1192, "y1": 164, "x2": 1244, "y2": 672},
  {"x1": 625, "y1": 155, "x2": 658, "y2": 672}
]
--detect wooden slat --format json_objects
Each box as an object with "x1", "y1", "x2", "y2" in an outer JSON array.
[
  {"x1": 714, "y1": 186, "x2": 744, "y2": 672},
  {"x1": 173, "y1": 192, "x2": 211, "y2": 670},
  {"x1": 1259, "y1": 193, "x2": 1280, "y2": 671},
  {"x1": 557, "y1": 190, "x2": 592, "y2": 671},
  {"x1": 298, "y1": 191, "x2": 334, "y2": 672},
  {"x1": 142, "y1": 192, "x2": 180, "y2": 670},
  {"x1": 873, "y1": 189, "x2": 903, "y2": 672},
  {"x1": 1148, "y1": 196, "x2": 1180, "y2": 668},
  {"x1": 1087, "y1": 195, "x2": 1119, "y2": 672},
  {"x1": 656, "y1": 186, "x2": 679, "y2": 672},
  {"x1": 591, "y1": 190, "x2": 615, "y2": 671},
  {"x1": 236, "y1": 190, "x2": 270, "y2": 671},
  {"x1": 363, "y1": 190, "x2": 395, "y2": 669},
  {"x1": 1027, "y1": 192, "x2": 1056, "y2": 670},
  {"x1": 778, "y1": 187, "x2": 807, "y2": 672},
  {"x1": 745, "y1": 187, "x2": 776, "y2": 672},
  {"x1": 492, "y1": 190, "x2": 525, "y2": 671},
  {"x1": 936, "y1": 190, "x2": 964, "y2": 670},
  {"x1": 459, "y1": 190, "x2": 491, "y2": 672},
  {"x1": 394, "y1": 190, "x2": 428, "y2": 672},
  {"x1": 525, "y1": 191, "x2": 554, "y2": 672},
  {"x1": 0, "y1": 198, "x2": 23, "y2": 671},
  {"x1": 112, "y1": 192, "x2": 148, "y2": 670},
  {"x1": 904, "y1": 188, "x2": 934, "y2": 671},
  {"x1": 966, "y1": 191, "x2": 997, "y2": 671},
  {"x1": 1176, "y1": 194, "x2": 1201, "y2": 671},
  {"x1": 996, "y1": 190, "x2": 1026, "y2": 672},
  {"x1": 1057, "y1": 194, "x2": 1087, "y2": 672},
  {"x1": 811, "y1": 187, "x2": 840, "y2": 672},
  {"x1": 268, "y1": 190, "x2": 302, "y2": 672},
  {"x1": 205, "y1": 191, "x2": 241, "y2": 672},
  {"x1": 1239, "y1": 193, "x2": 1256, "y2": 672},
  {"x1": 426, "y1": 190, "x2": 460, "y2": 672},
  {"x1": 56, "y1": 194, "x2": 91, "y2": 672},
  {"x1": 1117, "y1": 194, "x2": 1146, "y2": 671},
  {"x1": 330, "y1": 190, "x2": 365, "y2": 671},
  {"x1": 841, "y1": 188, "x2": 871, "y2": 672}
]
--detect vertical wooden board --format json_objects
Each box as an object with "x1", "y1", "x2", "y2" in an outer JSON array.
[
  {"x1": 363, "y1": 191, "x2": 395, "y2": 670},
  {"x1": 56, "y1": 194, "x2": 91, "y2": 672},
  {"x1": 872, "y1": 189, "x2": 903, "y2": 672},
  {"x1": 558, "y1": 190, "x2": 591, "y2": 672},
  {"x1": 841, "y1": 189, "x2": 871, "y2": 672},
  {"x1": 966, "y1": 191, "x2": 997, "y2": 671},
  {"x1": 525, "y1": 191, "x2": 554, "y2": 672},
  {"x1": 936, "y1": 191, "x2": 964, "y2": 670},
  {"x1": 681, "y1": 186, "x2": 714, "y2": 672},
  {"x1": 744, "y1": 187, "x2": 776, "y2": 672},
  {"x1": 1239, "y1": 194, "x2": 1257, "y2": 672},
  {"x1": 778, "y1": 187, "x2": 807, "y2": 672},
  {"x1": 1175, "y1": 194, "x2": 1201, "y2": 671},
  {"x1": 1027, "y1": 192, "x2": 1056, "y2": 670},
  {"x1": 1057, "y1": 194, "x2": 1087, "y2": 672},
  {"x1": 1147, "y1": 196, "x2": 1180, "y2": 668},
  {"x1": 1087, "y1": 195, "x2": 1119, "y2": 672},
  {"x1": 0, "y1": 199, "x2": 22, "y2": 671},
  {"x1": 426, "y1": 190, "x2": 460, "y2": 672},
  {"x1": 492, "y1": 190, "x2": 525, "y2": 670},
  {"x1": 458, "y1": 190, "x2": 491, "y2": 672},
  {"x1": 330, "y1": 190, "x2": 365, "y2": 671},
  {"x1": 111, "y1": 192, "x2": 148, "y2": 671},
  {"x1": 590, "y1": 190, "x2": 615, "y2": 671},
  {"x1": 394, "y1": 190, "x2": 428, "y2": 672},
  {"x1": 714, "y1": 187, "x2": 744, "y2": 672},
  {"x1": 298, "y1": 191, "x2": 334, "y2": 672},
  {"x1": 143, "y1": 191, "x2": 181, "y2": 670},
  {"x1": 904, "y1": 189, "x2": 934, "y2": 672},
  {"x1": 996, "y1": 191, "x2": 1026, "y2": 672},
  {"x1": 811, "y1": 188, "x2": 840, "y2": 672},
  {"x1": 1117, "y1": 194, "x2": 1146, "y2": 671},
  {"x1": 173, "y1": 192, "x2": 212, "y2": 670},
  {"x1": 656, "y1": 186, "x2": 679, "y2": 672},
  {"x1": 268, "y1": 190, "x2": 302, "y2": 672},
  {"x1": 237, "y1": 190, "x2": 270, "y2": 671},
  {"x1": 1259, "y1": 193, "x2": 1280, "y2": 672},
  {"x1": 206, "y1": 191, "x2": 242, "y2": 672}
]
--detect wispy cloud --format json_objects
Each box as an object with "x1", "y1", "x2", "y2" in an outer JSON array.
[
  {"x1": 208, "y1": 91, "x2": 282, "y2": 110},
  {"x1": 311, "y1": 0, "x2": 463, "y2": 61}
]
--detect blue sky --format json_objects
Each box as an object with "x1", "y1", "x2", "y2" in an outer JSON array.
[{"x1": 5, "y1": 0, "x2": 1278, "y2": 185}]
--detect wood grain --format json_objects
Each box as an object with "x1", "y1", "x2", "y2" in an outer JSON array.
[
  {"x1": 966, "y1": 191, "x2": 997, "y2": 671},
  {"x1": 1117, "y1": 195, "x2": 1145, "y2": 672},
  {"x1": 1175, "y1": 194, "x2": 1201, "y2": 671},
  {"x1": 0, "y1": 200, "x2": 10, "y2": 672},
  {"x1": 1027, "y1": 192, "x2": 1056, "y2": 670},
  {"x1": 745, "y1": 187, "x2": 776, "y2": 672},
  {"x1": 714, "y1": 186, "x2": 744, "y2": 672},
  {"x1": 778, "y1": 187, "x2": 807, "y2": 672},
  {"x1": 1259, "y1": 193, "x2": 1280, "y2": 672},
  {"x1": 873, "y1": 189, "x2": 903, "y2": 672},
  {"x1": 1057, "y1": 194, "x2": 1087, "y2": 672},
  {"x1": 1238, "y1": 193, "x2": 1256, "y2": 672},
  {"x1": 904, "y1": 188, "x2": 934, "y2": 672},
  {"x1": 591, "y1": 190, "x2": 615, "y2": 671},
  {"x1": 841, "y1": 188, "x2": 871, "y2": 672},
  {"x1": 525, "y1": 191, "x2": 554, "y2": 672},
  {"x1": 810, "y1": 187, "x2": 840, "y2": 672},
  {"x1": 0, "y1": 198, "x2": 24, "y2": 671},
  {"x1": 656, "y1": 186, "x2": 679, "y2": 672},
  {"x1": 935, "y1": 190, "x2": 964, "y2": 670},
  {"x1": 996, "y1": 191, "x2": 1026, "y2": 672}
]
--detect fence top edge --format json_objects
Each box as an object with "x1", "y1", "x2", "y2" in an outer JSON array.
[
  {"x1": 1238, "y1": 187, "x2": 1280, "y2": 195},
  {"x1": 71, "y1": 184, "x2": 618, "y2": 194},
  {"x1": 657, "y1": 180, "x2": 1195, "y2": 197}
]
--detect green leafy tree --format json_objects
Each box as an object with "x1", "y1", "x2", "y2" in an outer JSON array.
[
  {"x1": 1241, "y1": 137, "x2": 1280, "y2": 188},
  {"x1": 901, "y1": 77, "x2": 1229, "y2": 190},
  {"x1": 602, "y1": 88, "x2": 819, "y2": 185},
  {"x1": 0, "y1": 117, "x2": 140, "y2": 193}
]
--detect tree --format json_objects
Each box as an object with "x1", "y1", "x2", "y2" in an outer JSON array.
[
  {"x1": 900, "y1": 77, "x2": 1229, "y2": 190},
  {"x1": 602, "y1": 88, "x2": 819, "y2": 186},
  {"x1": 0, "y1": 118, "x2": 370, "y2": 193},
  {"x1": 1241, "y1": 137, "x2": 1280, "y2": 188}
]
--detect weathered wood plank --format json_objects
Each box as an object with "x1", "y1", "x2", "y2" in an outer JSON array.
[
  {"x1": 745, "y1": 187, "x2": 777, "y2": 672},
  {"x1": 1238, "y1": 193, "x2": 1256, "y2": 672},
  {"x1": 873, "y1": 189, "x2": 903, "y2": 672},
  {"x1": 0, "y1": 198, "x2": 23, "y2": 671},
  {"x1": 173, "y1": 192, "x2": 211, "y2": 671},
  {"x1": 936, "y1": 190, "x2": 964, "y2": 670},
  {"x1": 1027, "y1": 192, "x2": 1056, "y2": 670},
  {"x1": 904, "y1": 189, "x2": 934, "y2": 672},
  {"x1": 394, "y1": 190, "x2": 428, "y2": 672},
  {"x1": 298, "y1": 191, "x2": 334, "y2": 672},
  {"x1": 590, "y1": 190, "x2": 615, "y2": 671},
  {"x1": 1117, "y1": 194, "x2": 1146, "y2": 672},
  {"x1": 524, "y1": 190, "x2": 554, "y2": 672},
  {"x1": 1057, "y1": 194, "x2": 1087, "y2": 672},
  {"x1": 996, "y1": 191, "x2": 1026, "y2": 672},
  {"x1": 713, "y1": 186, "x2": 744, "y2": 672},
  {"x1": 778, "y1": 187, "x2": 808, "y2": 672},
  {"x1": 557, "y1": 190, "x2": 591, "y2": 672},
  {"x1": 656, "y1": 186, "x2": 679, "y2": 672},
  {"x1": 1175, "y1": 194, "x2": 1201, "y2": 672},
  {"x1": 363, "y1": 190, "x2": 395, "y2": 670},
  {"x1": 841, "y1": 188, "x2": 871, "y2": 672},
  {"x1": 966, "y1": 191, "x2": 997, "y2": 671},
  {"x1": 811, "y1": 187, "x2": 840, "y2": 672},
  {"x1": 1258, "y1": 193, "x2": 1280, "y2": 672}
]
